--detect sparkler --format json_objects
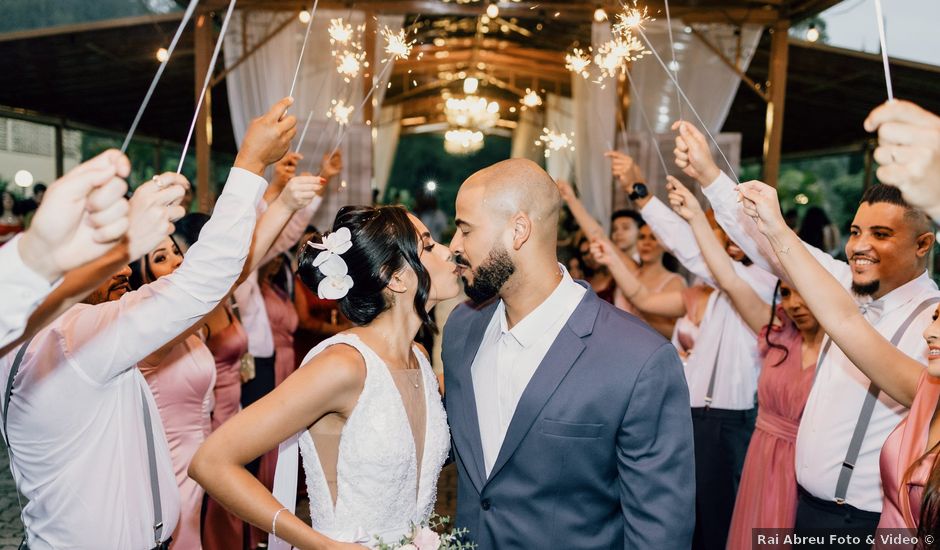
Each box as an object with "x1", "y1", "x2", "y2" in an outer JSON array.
[
  {"x1": 565, "y1": 48, "x2": 592, "y2": 78},
  {"x1": 294, "y1": 110, "x2": 314, "y2": 153},
  {"x1": 121, "y1": 0, "x2": 199, "y2": 153},
  {"x1": 177, "y1": 0, "x2": 236, "y2": 174},
  {"x1": 336, "y1": 50, "x2": 364, "y2": 81},
  {"x1": 328, "y1": 18, "x2": 353, "y2": 45},
  {"x1": 328, "y1": 100, "x2": 355, "y2": 126},
  {"x1": 873, "y1": 0, "x2": 894, "y2": 100},
  {"x1": 662, "y1": 0, "x2": 683, "y2": 121},
  {"x1": 383, "y1": 26, "x2": 414, "y2": 60},
  {"x1": 288, "y1": 0, "x2": 319, "y2": 100},
  {"x1": 623, "y1": 67, "x2": 670, "y2": 176},
  {"x1": 536, "y1": 128, "x2": 576, "y2": 159}
]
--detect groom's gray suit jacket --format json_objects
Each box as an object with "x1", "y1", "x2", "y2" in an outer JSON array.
[{"x1": 442, "y1": 286, "x2": 695, "y2": 550}]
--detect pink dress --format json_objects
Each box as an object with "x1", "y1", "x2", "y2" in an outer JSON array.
[
  {"x1": 877, "y1": 371, "x2": 940, "y2": 540},
  {"x1": 262, "y1": 283, "x2": 299, "y2": 385},
  {"x1": 203, "y1": 313, "x2": 249, "y2": 550},
  {"x1": 727, "y1": 307, "x2": 816, "y2": 549},
  {"x1": 139, "y1": 335, "x2": 216, "y2": 550}
]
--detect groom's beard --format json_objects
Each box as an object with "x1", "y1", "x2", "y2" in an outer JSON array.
[{"x1": 461, "y1": 247, "x2": 516, "y2": 304}]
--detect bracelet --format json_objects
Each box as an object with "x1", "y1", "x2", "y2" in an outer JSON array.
[{"x1": 272, "y1": 507, "x2": 289, "y2": 539}]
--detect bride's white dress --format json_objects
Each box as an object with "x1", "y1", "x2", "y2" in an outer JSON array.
[{"x1": 293, "y1": 333, "x2": 450, "y2": 545}]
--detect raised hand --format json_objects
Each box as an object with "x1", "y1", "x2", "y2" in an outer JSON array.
[
  {"x1": 319, "y1": 151, "x2": 343, "y2": 181},
  {"x1": 277, "y1": 175, "x2": 324, "y2": 212},
  {"x1": 18, "y1": 149, "x2": 131, "y2": 281},
  {"x1": 125, "y1": 173, "x2": 189, "y2": 260},
  {"x1": 672, "y1": 121, "x2": 720, "y2": 186},
  {"x1": 864, "y1": 100, "x2": 940, "y2": 220},
  {"x1": 604, "y1": 150, "x2": 639, "y2": 194},
  {"x1": 588, "y1": 236, "x2": 618, "y2": 267},
  {"x1": 736, "y1": 180, "x2": 788, "y2": 237},
  {"x1": 555, "y1": 179, "x2": 576, "y2": 202},
  {"x1": 271, "y1": 152, "x2": 302, "y2": 193},
  {"x1": 235, "y1": 97, "x2": 297, "y2": 176},
  {"x1": 665, "y1": 176, "x2": 704, "y2": 221}
]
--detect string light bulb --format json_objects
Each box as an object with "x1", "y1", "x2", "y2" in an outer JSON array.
[
  {"x1": 298, "y1": 10, "x2": 311, "y2": 24},
  {"x1": 594, "y1": 7, "x2": 607, "y2": 22},
  {"x1": 463, "y1": 77, "x2": 479, "y2": 94},
  {"x1": 486, "y1": 3, "x2": 499, "y2": 19},
  {"x1": 156, "y1": 47, "x2": 169, "y2": 62},
  {"x1": 806, "y1": 24, "x2": 820, "y2": 42}
]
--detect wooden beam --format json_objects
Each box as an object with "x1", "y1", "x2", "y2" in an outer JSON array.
[
  {"x1": 363, "y1": 14, "x2": 377, "y2": 125},
  {"x1": 0, "y1": 12, "x2": 185, "y2": 43},
  {"x1": 210, "y1": 11, "x2": 296, "y2": 88},
  {"x1": 762, "y1": 19, "x2": 789, "y2": 187},
  {"x1": 194, "y1": 13, "x2": 213, "y2": 211},
  {"x1": 690, "y1": 27, "x2": 769, "y2": 103}
]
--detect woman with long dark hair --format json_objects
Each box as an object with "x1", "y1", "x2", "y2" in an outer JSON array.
[
  {"x1": 661, "y1": 180, "x2": 824, "y2": 548},
  {"x1": 737, "y1": 179, "x2": 940, "y2": 546},
  {"x1": 191, "y1": 205, "x2": 461, "y2": 548}
]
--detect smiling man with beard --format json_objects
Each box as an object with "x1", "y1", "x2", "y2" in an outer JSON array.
[
  {"x1": 442, "y1": 158, "x2": 695, "y2": 550},
  {"x1": 675, "y1": 120, "x2": 940, "y2": 545}
]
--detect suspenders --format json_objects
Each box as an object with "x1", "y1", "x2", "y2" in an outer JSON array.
[{"x1": 820, "y1": 296, "x2": 940, "y2": 505}]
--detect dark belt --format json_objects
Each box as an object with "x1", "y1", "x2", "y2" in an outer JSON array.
[
  {"x1": 797, "y1": 484, "x2": 881, "y2": 521},
  {"x1": 690, "y1": 406, "x2": 755, "y2": 420}
]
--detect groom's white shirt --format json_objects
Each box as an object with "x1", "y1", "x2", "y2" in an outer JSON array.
[{"x1": 472, "y1": 265, "x2": 585, "y2": 476}]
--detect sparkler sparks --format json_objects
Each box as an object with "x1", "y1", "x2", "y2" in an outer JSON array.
[
  {"x1": 536, "y1": 128, "x2": 575, "y2": 158},
  {"x1": 328, "y1": 99, "x2": 355, "y2": 126},
  {"x1": 336, "y1": 50, "x2": 364, "y2": 81},
  {"x1": 383, "y1": 26, "x2": 414, "y2": 60},
  {"x1": 565, "y1": 48, "x2": 592, "y2": 78},
  {"x1": 613, "y1": 6, "x2": 650, "y2": 35},
  {"x1": 328, "y1": 18, "x2": 353, "y2": 44}
]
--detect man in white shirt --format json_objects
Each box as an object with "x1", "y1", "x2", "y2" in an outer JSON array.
[
  {"x1": 444, "y1": 158, "x2": 694, "y2": 550},
  {"x1": 0, "y1": 150, "x2": 138, "y2": 349},
  {"x1": 0, "y1": 98, "x2": 296, "y2": 550},
  {"x1": 676, "y1": 121, "x2": 939, "y2": 539},
  {"x1": 608, "y1": 150, "x2": 777, "y2": 550}
]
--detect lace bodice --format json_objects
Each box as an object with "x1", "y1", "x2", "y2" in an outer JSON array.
[{"x1": 297, "y1": 334, "x2": 450, "y2": 544}]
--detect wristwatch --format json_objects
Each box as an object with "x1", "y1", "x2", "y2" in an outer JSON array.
[{"x1": 629, "y1": 183, "x2": 649, "y2": 201}]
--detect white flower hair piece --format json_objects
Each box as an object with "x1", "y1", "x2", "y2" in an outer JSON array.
[{"x1": 307, "y1": 227, "x2": 354, "y2": 300}]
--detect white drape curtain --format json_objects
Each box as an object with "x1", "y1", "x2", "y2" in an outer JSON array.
[
  {"x1": 510, "y1": 106, "x2": 543, "y2": 163},
  {"x1": 373, "y1": 104, "x2": 401, "y2": 195},
  {"x1": 572, "y1": 20, "x2": 618, "y2": 234},
  {"x1": 544, "y1": 94, "x2": 574, "y2": 182},
  {"x1": 628, "y1": 21, "x2": 762, "y2": 136},
  {"x1": 223, "y1": 10, "x2": 402, "y2": 228}
]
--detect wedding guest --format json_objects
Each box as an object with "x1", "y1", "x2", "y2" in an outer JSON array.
[
  {"x1": 737, "y1": 178, "x2": 940, "y2": 546},
  {"x1": 0, "y1": 150, "x2": 134, "y2": 350},
  {"x1": 666, "y1": 179, "x2": 822, "y2": 549},
  {"x1": 865, "y1": 100, "x2": 940, "y2": 223},
  {"x1": 677, "y1": 120, "x2": 940, "y2": 541},
  {"x1": 0, "y1": 97, "x2": 294, "y2": 549},
  {"x1": 799, "y1": 206, "x2": 841, "y2": 257},
  {"x1": 612, "y1": 160, "x2": 776, "y2": 549},
  {"x1": 577, "y1": 235, "x2": 616, "y2": 303},
  {"x1": 23, "y1": 183, "x2": 46, "y2": 229},
  {"x1": 129, "y1": 171, "x2": 320, "y2": 550},
  {"x1": 0, "y1": 190, "x2": 23, "y2": 243}
]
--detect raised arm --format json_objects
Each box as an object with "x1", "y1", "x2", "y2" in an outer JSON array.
[
  {"x1": 673, "y1": 120, "x2": 850, "y2": 284},
  {"x1": 618, "y1": 342, "x2": 694, "y2": 549},
  {"x1": 556, "y1": 178, "x2": 608, "y2": 241},
  {"x1": 865, "y1": 100, "x2": 940, "y2": 223},
  {"x1": 66, "y1": 97, "x2": 297, "y2": 383},
  {"x1": 590, "y1": 237, "x2": 686, "y2": 318},
  {"x1": 738, "y1": 180, "x2": 923, "y2": 406},
  {"x1": 666, "y1": 177, "x2": 769, "y2": 334},
  {"x1": 190, "y1": 345, "x2": 369, "y2": 550}
]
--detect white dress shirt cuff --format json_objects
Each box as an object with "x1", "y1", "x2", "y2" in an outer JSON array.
[
  {"x1": 0, "y1": 234, "x2": 62, "y2": 347},
  {"x1": 227, "y1": 167, "x2": 269, "y2": 207},
  {"x1": 701, "y1": 171, "x2": 738, "y2": 210}
]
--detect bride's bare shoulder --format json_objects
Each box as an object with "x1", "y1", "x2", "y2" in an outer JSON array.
[{"x1": 296, "y1": 342, "x2": 367, "y2": 393}]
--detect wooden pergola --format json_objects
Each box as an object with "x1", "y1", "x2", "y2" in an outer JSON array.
[
  {"x1": 5, "y1": 0, "x2": 903, "y2": 211},
  {"x1": 197, "y1": 0, "x2": 841, "y2": 189}
]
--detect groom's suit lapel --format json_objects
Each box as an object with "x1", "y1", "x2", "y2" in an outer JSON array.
[
  {"x1": 453, "y1": 299, "x2": 498, "y2": 494},
  {"x1": 484, "y1": 289, "x2": 599, "y2": 487}
]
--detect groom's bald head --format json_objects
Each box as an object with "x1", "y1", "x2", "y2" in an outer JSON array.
[{"x1": 459, "y1": 158, "x2": 562, "y2": 237}]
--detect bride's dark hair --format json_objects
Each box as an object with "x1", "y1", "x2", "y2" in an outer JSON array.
[{"x1": 297, "y1": 205, "x2": 435, "y2": 332}]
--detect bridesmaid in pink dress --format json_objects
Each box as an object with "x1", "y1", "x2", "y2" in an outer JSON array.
[
  {"x1": 202, "y1": 303, "x2": 249, "y2": 550},
  {"x1": 260, "y1": 255, "x2": 299, "y2": 385},
  {"x1": 727, "y1": 297, "x2": 821, "y2": 549},
  {"x1": 131, "y1": 238, "x2": 218, "y2": 550}
]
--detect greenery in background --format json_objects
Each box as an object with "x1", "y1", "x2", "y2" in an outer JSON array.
[
  {"x1": 741, "y1": 150, "x2": 867, "y2": 237},
  {"x1": 1, "y1": 0, "x2": 179, "y2": 33},
  {"x1": 384, "y1": 133, "x2": 512, "y2": 224}
]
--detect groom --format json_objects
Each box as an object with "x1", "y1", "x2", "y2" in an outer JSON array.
[{"x1": 443, "y1": 158, "x2": 695, "y2": 549}]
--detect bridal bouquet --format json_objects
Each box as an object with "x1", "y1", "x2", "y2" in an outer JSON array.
[{"x1": 374, "y1": 514, "x2": 475, "y2": 550}]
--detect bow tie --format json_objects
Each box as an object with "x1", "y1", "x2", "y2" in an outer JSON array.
[{"x1": 858, "y1": 300, "x2": 885, "y2": 324}]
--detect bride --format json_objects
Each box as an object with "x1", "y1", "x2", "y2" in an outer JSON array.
[{"x1": 191, "y1": 205, "x2": 461, "y2": 549}]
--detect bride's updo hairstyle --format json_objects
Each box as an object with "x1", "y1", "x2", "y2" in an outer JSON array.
[{"x1": 298, "y1": 205, "x2": 435, "y2": 332}]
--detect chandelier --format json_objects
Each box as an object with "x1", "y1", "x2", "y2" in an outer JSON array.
[
  {"x1": 444, "y1": 129, "x2": 484, "y2": 155},
  {"x1": 444, "y1": 95, "x2": 500, "y2": 130}
]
